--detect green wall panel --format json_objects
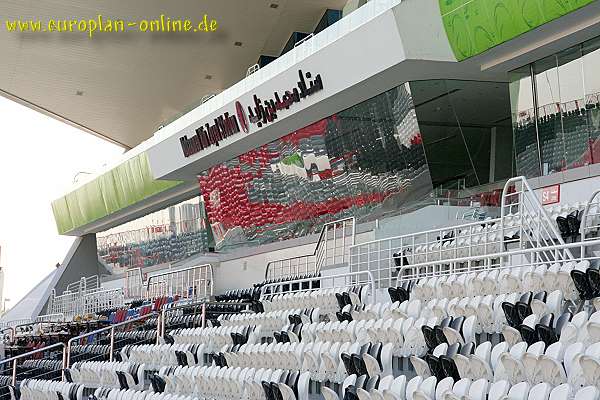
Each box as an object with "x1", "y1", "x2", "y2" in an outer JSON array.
[
  {"x1": 52, "y1": 152, "x2": 183, "y2": 235},
  {"x1": 441, "y1": 0, "x2": 596, "y2": 60}
]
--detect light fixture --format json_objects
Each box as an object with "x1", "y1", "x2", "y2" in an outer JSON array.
[
  {"x1": 270, "y1": 3, "x2": 279, "y2": 8},
  {"x1": 234, "y1": 41, "x2": 243, "y2": 47},
  {"x1": 205, "y1": 75, "x2": 213, "y2": 80}
]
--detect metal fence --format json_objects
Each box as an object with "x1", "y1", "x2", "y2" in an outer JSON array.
[
  {"x1": 146, "y1": 264, "x2": 214, "y2": 301},
  {"x1": 265, "y1": 217, "x2": 355, "y2": 281},
  {"x1": 349, "y1": 176, "x2": 572, "y2": 289}
]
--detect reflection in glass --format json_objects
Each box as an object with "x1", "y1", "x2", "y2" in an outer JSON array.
[
  {"x1": 411, "y1": 80, "x2": 513, "y2": 189},
  {"x1": 534, "y1": 55, "x2": 565, "y2": 175},
  {"x1": 510, "y1": 34, "x2": 600, "y2": 176},
  {"x1": 510, "y1": 66, "x2": 540, "y2": 178},
  {"x1": 583, "y1": 37, "x2": 600, "y2": 164},
  {"x1": 557, "y1": 46, "x2": 588, "y2": 169},
  {"x1": 198, "y1": 84, "x2": 432, "y2": 250},
  {"x1": 97, "y1": 197, "x2": 211, "y2": 270}
]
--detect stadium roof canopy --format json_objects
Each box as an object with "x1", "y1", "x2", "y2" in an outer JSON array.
[{"x1": 1, "y1": 0, "x2": 346, "y2": 149}]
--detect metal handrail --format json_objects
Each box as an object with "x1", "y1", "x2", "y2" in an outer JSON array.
[
  {"x1": 0, "y1": 342, "x2": 66, "y2": 385},
  {"x1": 580, "y1": 188, "x2": 600, "y2": 256},
  {"x1": 395, "y1": 237, "x2": 600, "y2": 286},
  {"x1": 65, "y1": 313, "x2": 157, "y2": 368},
  {"x1": 159, "y1": 300, "x2": 254, "y2": 336},
  {"x1": 145, "y1": 263, "x2": 214, "y2": 299},
  {"x1": 500, "y1": 176, "x2": 574, "y2": 263},
  {"x1": 294, "y1": 33, "x2": 314, "y2": 48},
  {"x1": 352, "y1": 217, "x2": 502, "y2": 250},
  {"x1": 265, "y1": 216, "x2": 355, "y2": 280},
  {"x1": 260, "y1": 270, "x2": 377, "y2": 303}
]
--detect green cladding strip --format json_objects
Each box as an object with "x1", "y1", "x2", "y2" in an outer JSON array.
[
  {"x1": 440, "y1": 0, "x2": 596, "y2": 61},
  {"x1": 52, "y1": 152, "x2": 183, "y2": 235}
]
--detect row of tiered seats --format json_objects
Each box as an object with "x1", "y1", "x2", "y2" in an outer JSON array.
[
  {"x1": 11, "y1": 201, "x2": 600, "y2": 400},
  {"x1": 17, "y1": 264, "x2": 600, "y2": 400}
]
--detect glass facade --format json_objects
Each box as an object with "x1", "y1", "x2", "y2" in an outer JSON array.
[
  {"x1": 97, "y1": 197, "x2": 212, "y2": 271},
  {"x1": 198, "y1": 83, "x2": 432, "y2": 250},
  {"x1": 98, "y1": 79, "x2": 517, "y2": 267},
  {"x1": 510, "y1": 35, "x2": 600, "y2": 177},
  {"x1": 410, "y1": 80, "x2": 514, "y2": 190}
]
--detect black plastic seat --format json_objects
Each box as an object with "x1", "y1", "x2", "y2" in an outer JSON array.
[
  {"x1": 341, "y1": 353, "x2": 356, "y2": 375},
  {"x1": 352, "y1": 354, "x2": 368, "y2": 376},
  {"x1": 434, "y1": 317, "x2": 452, "y2": 345},
  {"x1": 262, "y1": 381, "x2": 275, "y2": 400},
  {"x1": 571, "y1": 269, "x2": 596, "y2": 300},
  {"x1": 459, "y1": 342, "x2": 475, "y2": 356},
  {"x1": 365, "y1": 376, "x2": 379, "y2": 391},
  {"x1": 271, "y1": 383, "x2": 283, "y2": 400},
  {"x1": 535, "y1": 313, "x2": 556, "y2": 346},
  {"x1": 425, "y1": 354, "x2": 444, "y2": 381},
  {"x1": 515, "y1": 292, "x2": 533, "y2": 322},
  {"x1": 519, "y1": 323, "x2": 538, "y2": 345},
  {"x1": 502, "y1": 302, "x2": 520, "y2": 328},
  {"x1": 556, "y1": 216, "x2": 570, "y2": 239},
  {"x1": 422, "y1": 325, "x2": 438, "y2": 351},
  {"x1": 587, "y1": 267, "x2": 600, "y2": 296}
]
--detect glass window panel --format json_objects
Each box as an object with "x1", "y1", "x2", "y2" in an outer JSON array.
[
  {"x1": 510, "y1": 66, "x2": 541, "y2": 177},
  {"x1": 583, "y1": 37, "x2": 600, "y2": 164},
  {"x1": 557, "y1": 45, "x2": 589, "y2": 170},
  {"x1": 446, "y1": 80, "x2": 512, "y2": 186},
  {"x1": 534, "y1": 56, "x2": 565, "y2": 175},
  {"x1": 410, "y1": 80, "x2": 476, "y2": 189}
]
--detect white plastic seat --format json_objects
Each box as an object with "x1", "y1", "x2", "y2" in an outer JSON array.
[
  {"x1": 549, "y1": 384, "x2": 573, "y2": 400},
  {"x1": 412, "y1": 376, "x2": 436, "y2": 400},
  {"x1": 488, "y1": 380, "x2": 510, "y2": 400},
  {"x1": 434, "y1": 377, "x2": 454, "y2": 400},
  {"x1": 507, "y1": 382, "x2": 531, "y2": 400},
  {"x1": 574, "y1": 386, "x2": 600, "y2": 400},
  {"x1": 465, "y1": 378, "x2": 489, "y2": 400},
  {"x1": 527, "y1": 383, "x2": 552, "y2": 400}
]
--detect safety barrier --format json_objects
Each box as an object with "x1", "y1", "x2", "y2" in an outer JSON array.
[
  {"x1": 0, "y1": 342, "x2": 66, "y2": 386},
  {"x1": 396, "y1": 238, "x2": 600, "y2": 286},
  {"x1": 349, "y1": 176, "x2": 572, "y2": 288},
  {"x1": 82, "y1": 288, "x2": 125, "y2": 315},
  {"x1": 146, "y1": 264, "x2": 213, "y2": 301},
  {"x1": 580, "y1": 188, "x2": 600, "y2": 257},
  {"x1": 265, "y1": 217, "x2": 355, "y2": 281},
  {"x1": 66, "y1": 313, "x2": 158, "y2": 368},
  {"x1": 260, "y1": 270, "x2": 377, "y2": 303}
]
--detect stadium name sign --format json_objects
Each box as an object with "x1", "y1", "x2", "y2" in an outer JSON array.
[{"x1": 179, "y1": 70, "x2": 324, "y2": 158}]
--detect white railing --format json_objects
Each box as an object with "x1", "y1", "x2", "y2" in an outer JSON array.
[
  {"x1": 260, "y1": 270, "x2": 377, "y2": 303},
  {"x1": 265, "y1": 217, "x2": 356, "y2": 281},
  {"x1": 146, "y1": 264, "x2": 214, "y2": 301},
  {"x1": 246, "y1": 64, "x2": 260, "y2": 77},
  {"x1": 396, "y1": 238, "x2": 600, "y2": 286},
  {"x1": 49, "y1": 275, "x2": 118, "y2": 320},
  {"x1": 349, "y1": 176, "x2": 573, "y2": 288},
  {"x1": 580, "y1": 189, "x2": 600, "y2": 257},
  {"x1": 48, "y1": 290, "x2": 81, "y2": 320},
  {"x1": 0, "y1": 319, "x2": 33, "y2": 328},
  {"x1": 35, "y1": 313, "x2": 65, "y2": 323},
  {"x1": 65, "y1": 275, "x2": 99, "y2": 294},
  {"x1": 82, "y1": 288, "x2": 125, "y2": 315},
  {"x1": 124, "y1": 267, "x2": 144, "y2": 300},
  {"x1": 500, "y1": 176, "x2": 573, "y2": 265}
]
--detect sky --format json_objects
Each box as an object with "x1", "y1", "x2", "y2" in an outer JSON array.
[{"x1": 0, "y1": 96, "x2": 124, "y2": 308}]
